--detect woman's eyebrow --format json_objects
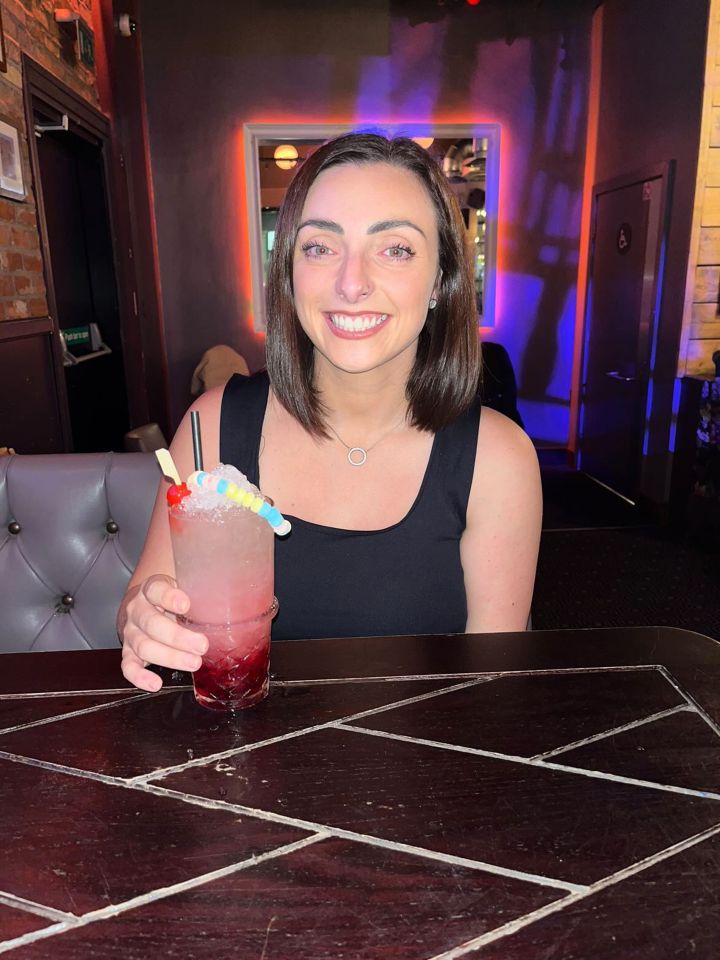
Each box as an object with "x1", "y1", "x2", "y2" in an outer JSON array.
[
  {"x1": 368, "y1": 219, "x2": 426, "y2": 237},
  {"x1": 297, "y1": 219, "x2": 343, "y2": 234},
  {"x1": 297, "y1": 218, "x2": 426, "y2": 238}
]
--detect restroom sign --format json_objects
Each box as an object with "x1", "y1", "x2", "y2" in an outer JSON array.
[{"x1": 617, "y1": 222, "x2": 632, "y2": 254}]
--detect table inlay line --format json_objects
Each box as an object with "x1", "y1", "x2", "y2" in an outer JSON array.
[
  {"x1": 130, "y1": 677, "x2": 491, "y2": 785},
  {"x1": 134, "y1": 781, "x2": 588, "y2": 894},
  {"x1": 425, "y1": 820, "x2": 720, "y2": 959},
  {"x1": 337, "y1": 724, "x2": 720, "y2": 800},
  {"x1": 0, "y1": 891, "x2": 74, "y2": 925},
  {"x1": 531, "y1": 703, "x2": 694, "y2": 760},
  {"x1": 0, "y1": 750, "x2": 133, "y2": 787},
  {"x1": 657, "y1": 666, "x2": 720, "y2": 738},
  {"x1": 272, "y1": 664, "x2": 664, "y2": 685},
  {"x1": 0, "y1": 689, "x2": 148, "y2": 700},
  {"x1": 0, "y1": 664, "x2": 664, "y2": 702},
  {"x1": 0, "y1": 834, "x2": 327, "y2": 956},
  {"x1": 0, "y1": 692, "x2": 159, "y2": 736}
]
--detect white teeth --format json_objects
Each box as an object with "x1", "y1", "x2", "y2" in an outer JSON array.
[{"x1": 330, "y1": 313, "x2": 387, "y2": 332}]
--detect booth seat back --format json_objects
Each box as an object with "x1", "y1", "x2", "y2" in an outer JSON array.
[{"x1": 0, "y1": 453, "x2": 160, "y2": 653}]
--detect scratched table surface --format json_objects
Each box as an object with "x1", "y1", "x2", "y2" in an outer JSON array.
[{"x1": 0, "y1": 625, "x2": 719, "y2": 959}]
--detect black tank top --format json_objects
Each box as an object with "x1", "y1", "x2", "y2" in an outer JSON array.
[{"x1": 220, "y1": 372, "x2": 481, "y2": 641}]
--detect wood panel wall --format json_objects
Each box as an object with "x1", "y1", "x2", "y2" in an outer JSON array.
[{"x1": 680, "y1": 0, "x2": 720, "y2": 378}]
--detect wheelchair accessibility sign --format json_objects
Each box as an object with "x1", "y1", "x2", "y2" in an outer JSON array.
[{"x1": 617, "y1": 222, "x2": 632, "y2": 254}]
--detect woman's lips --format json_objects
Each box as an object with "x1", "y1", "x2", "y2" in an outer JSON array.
[{"x1": 324, "y1": 312, "x2": 390, "y2": 339}]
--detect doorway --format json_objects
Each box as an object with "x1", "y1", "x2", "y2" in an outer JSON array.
[
  {"x1": 32, "y1": 108, "x2": 130, "y2": 452},
  {"x1": 578, "y1": 166, "x2": 671, "y2": 502}
]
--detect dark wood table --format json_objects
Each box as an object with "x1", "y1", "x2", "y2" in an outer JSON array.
[{"x1": 1, "y1": 625, "x2": 719, "y2": 958}]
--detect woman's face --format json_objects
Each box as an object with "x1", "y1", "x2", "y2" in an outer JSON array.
[{"x1": 292, "y1": 162, "x2": 441, "y2": 380}]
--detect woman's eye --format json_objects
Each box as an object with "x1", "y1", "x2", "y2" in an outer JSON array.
[
  {"x1": 385, "y1": 245, "x2": 414, "y2": 260},
  {"x1": 301, "y1": 242, "x2": 332, "y2": 258}
]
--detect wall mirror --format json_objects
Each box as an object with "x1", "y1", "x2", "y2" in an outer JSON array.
[{"x1": 243, "y1": 123, "x2": 500, "y2": 332}]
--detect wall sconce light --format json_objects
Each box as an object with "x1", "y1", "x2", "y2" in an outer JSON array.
[
  {"x1": 54, "y1": 9, "x2": 79, "y2": 23},
  {"x1": 274, "y1": 144, "x2": 298, "y2": 170},
  {"x1": 412, "y1": 137, "x2": 435, "y2": 150},
  {"x1": 54, "y1": 9, "x2": 95, "y2": 67}
]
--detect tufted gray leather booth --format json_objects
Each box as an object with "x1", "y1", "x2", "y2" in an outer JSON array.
[{"x1": 0, "y1": 453, "x2": 160, "y2": 653}]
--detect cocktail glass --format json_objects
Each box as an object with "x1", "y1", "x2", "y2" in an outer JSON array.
[
  {"x1": 168, "y1": 492, "x2": 276, "y2": 711},
  {"x1": 179, "y1": 599, "x2": 278, "y2": 710}
]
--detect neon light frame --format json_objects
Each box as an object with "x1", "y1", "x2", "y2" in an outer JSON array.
[{"x1": 243, "y1": 122, "x2": 500, "y2": 332}]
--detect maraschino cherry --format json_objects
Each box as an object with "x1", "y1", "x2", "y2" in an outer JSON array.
[{"x1": 167, "y1": 482, "x2": 190, "y2": 506}]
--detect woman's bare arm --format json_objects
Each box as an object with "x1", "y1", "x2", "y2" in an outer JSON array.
[
  {"x1": 460, "y1": 407, "x2": 542, "y2": 633},
  {"x1": 120, "y1": 387, "x2": 224, "y2": 690}
]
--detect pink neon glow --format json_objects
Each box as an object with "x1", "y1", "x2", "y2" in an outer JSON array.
[{"x1": 233, "y1": 114, "x2": 510, "y2": 347}]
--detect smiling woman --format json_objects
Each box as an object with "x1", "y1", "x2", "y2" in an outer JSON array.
[{"x1": 118, "y1": 132, "x2": 541, "y2": 693}]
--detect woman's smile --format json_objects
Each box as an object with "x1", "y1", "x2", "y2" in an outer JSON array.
[{"x1": 324, "y1": 311, "x2": 390, "y2": 337}]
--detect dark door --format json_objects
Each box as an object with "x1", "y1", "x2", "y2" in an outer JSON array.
[
  {"x1": 579, "y1": 174, "x2": 665, "y2": 501},
  {"x1": 35, "y1": 125, "x2": 130, "y2": 452}
]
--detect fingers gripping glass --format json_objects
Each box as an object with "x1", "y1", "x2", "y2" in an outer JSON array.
[{"x1": 143, "y1": 575, "x2": 277, "y2": 711}]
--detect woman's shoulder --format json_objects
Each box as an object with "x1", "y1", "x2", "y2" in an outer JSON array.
[
  {"x1": 190, "y1": 371, "x2": 269, "y2": 418},
  {"x1": 473, "y1": 406, "x2": 540, "y2": 492},
  {"x1": 190, "y1": 383, "x2": 225, "y2": 416},
  {"x1": 462, "y1": 405, "x2": 541, "y2": 545}
]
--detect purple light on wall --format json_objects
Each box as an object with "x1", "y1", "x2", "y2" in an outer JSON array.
[
  {"x1": 668, "y1": 378, "x2": 682, "y2": 453},
  {"x1": 642, "y1": 232, "x2": 668, "y2": 456},
  {"x1": 545, "y1": 183, "x2": 572, "y2": 238},
  {"x1": 392, "y1": 22, "x2": 446, "y2": 119},
  {"x1": 355, "y1": 59, "x2": 391, "y2": 123},
  {"x1": 548, "y1": 288, "x2": 578, "y2": 401},
  {"x1": 354, "y1": 19, "x2": 446, "y2": 124}
]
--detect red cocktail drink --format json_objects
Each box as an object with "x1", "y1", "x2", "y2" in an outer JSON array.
[
  {"x1": 181, "y1": 600, "x2": 278, "y2": 711},
  {"x1": 168, "y1": 466, "x2": 282, "y2": 712}
]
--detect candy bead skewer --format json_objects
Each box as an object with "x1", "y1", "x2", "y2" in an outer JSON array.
[{"x1": 187, "y1": 470, "x2": 292, "y2": 536}]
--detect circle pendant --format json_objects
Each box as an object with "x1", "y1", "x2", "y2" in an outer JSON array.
[{"x1": 347, "y1": 447, "x2": 367, "y2": 466}]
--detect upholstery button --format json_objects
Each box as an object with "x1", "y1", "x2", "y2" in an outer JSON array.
[
  {"x1": 106, "y1": 520, "x2": 119, "y2": 534},
  {"x1": 8, "y1": 521, "x2": 20, "y2": 535},
  {"x1": 61, "y1": 594, "x2": 74, "y2": 609}
]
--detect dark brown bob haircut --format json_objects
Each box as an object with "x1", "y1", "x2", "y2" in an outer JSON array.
[{"x1": 265, "y1": 132, "x2": 481, "y2": 436}]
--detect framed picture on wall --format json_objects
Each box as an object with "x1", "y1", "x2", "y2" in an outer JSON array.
[
  {"x1": 0, "y1": 118, "x2": 26, "y2": 200},
  {"x1": 0, "y1": 5, "x2": 7, "y2": 74}
]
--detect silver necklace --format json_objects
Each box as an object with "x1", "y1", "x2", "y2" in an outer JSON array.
[{"x1": 325, "y1": 415, "x2": 407, "y2": 466}]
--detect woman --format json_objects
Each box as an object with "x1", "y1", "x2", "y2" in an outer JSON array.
[{"x1": 120, "y1": 133, "x2": 542, "y2": 693}]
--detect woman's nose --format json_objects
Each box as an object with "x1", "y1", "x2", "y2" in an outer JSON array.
[{"x1": 336, "y1": 252, "x2": 372, "y2": 303}]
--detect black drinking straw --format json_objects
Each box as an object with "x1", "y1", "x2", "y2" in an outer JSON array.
[{"x1": 190, "y1": 411, "x2": 204, "y2": 471}]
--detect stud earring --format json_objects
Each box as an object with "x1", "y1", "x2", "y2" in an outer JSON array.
[{"x1": 428, "y1": 298, "x2": 438, "y2": 310}]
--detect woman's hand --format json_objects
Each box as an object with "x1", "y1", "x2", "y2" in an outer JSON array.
[{"x1": 119, "y1": 574, "x2": 208, "y2": 692}]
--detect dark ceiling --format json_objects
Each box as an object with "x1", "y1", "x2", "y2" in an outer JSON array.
[{"x1": 392, "y1": 0, "x2": 605, "y2": 35}]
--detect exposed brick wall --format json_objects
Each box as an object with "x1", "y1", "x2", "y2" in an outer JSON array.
[{"x1": 0, "y1": 0, "x2": 99, "y2": 323}]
